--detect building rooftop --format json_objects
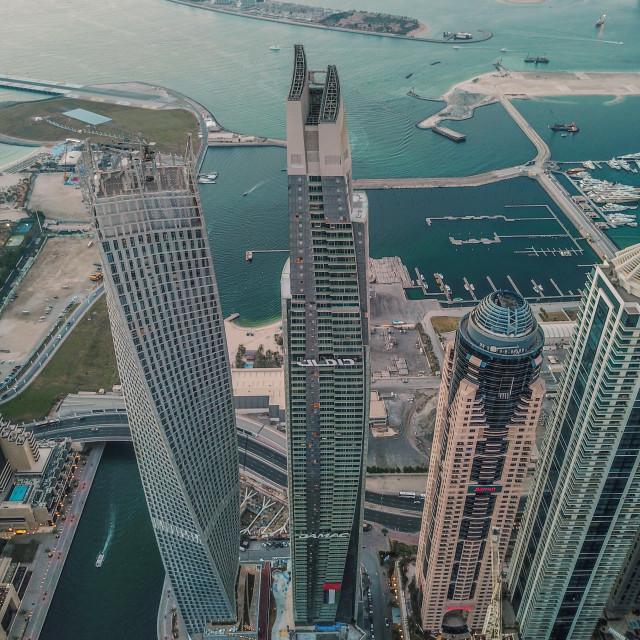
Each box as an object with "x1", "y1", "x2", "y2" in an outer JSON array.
[
  {"x1": 611, "y1": 243, "x2": 640, "y2": 299},
  {"x1": 464, "y1": 290, "x2": 543, "y2": 355}
]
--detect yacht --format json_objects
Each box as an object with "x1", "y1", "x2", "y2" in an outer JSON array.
[{"x1": 96, "y1": 553, "x2": 105, "y2": 568}]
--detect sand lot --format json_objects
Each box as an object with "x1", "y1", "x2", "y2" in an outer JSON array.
[
  {"x1": 28, "y1": 173, "x2": 88, "y2": 221},
  {"x1": 0, "y1": 236, "x2": 100, "y2": 379},
  {"x1": 224, "y1": 318, "x2": 282, "y2": 367},
  {"x1": 0, "y1": 173, "x2": 28, "y2": 189}
]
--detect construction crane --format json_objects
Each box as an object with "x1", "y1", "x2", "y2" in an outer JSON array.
[{"x1": 481, "y1": 528, "x2": 502, "y2": 640}]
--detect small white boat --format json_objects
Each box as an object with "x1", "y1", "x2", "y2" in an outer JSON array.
[
  {"x1": 270, "y1": 45, "x2": 281, "y2": 51},
  {"x1": 96, "y1": 553, "x2": 105, "y2": 568}
]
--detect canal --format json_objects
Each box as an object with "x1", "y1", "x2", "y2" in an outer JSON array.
[{"x1": 40, "y1": 443, "x2": 164, "y2": 640}]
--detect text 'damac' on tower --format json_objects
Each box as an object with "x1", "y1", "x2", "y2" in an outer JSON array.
[
  {"x1": 508, "y1": 245, "x2": 640, "y2": 640},
  {"x1": 282, "y1": 44, "x2": 370, "y2": 627},
  {"x1": 416, "y1": 291, "x2": 544, "y2": 637},
  {"x1": 81, "y1": 142, "x2": 239, "y2": 639}
]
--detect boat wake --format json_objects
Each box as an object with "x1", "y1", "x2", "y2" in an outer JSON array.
[
  {"x1": 245, "y1": 180, "x2": 266, "y2": 195},
  {"x1": 96, "y1": 506, "x2": 116, "y2": 567}
]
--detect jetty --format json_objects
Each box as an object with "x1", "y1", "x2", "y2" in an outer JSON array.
[
  {"x1": 432, "y1": 126, "x2": 466, "y2": 142},
  {"x1": 246, "y1": 249, "x2": 289, "y2": 261}
]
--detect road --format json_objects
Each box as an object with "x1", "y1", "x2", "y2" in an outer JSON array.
[
  {"x1": 33, "y1": 413, "x2": 423, "y2": 532},
  {"x1": 362, "y1": 547, "x2": 392, "y2": 640},
  {"x1": 0, "y1": 286, "x2": 104, "y2": 404}
]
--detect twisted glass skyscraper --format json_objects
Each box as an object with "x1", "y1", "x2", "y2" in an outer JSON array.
[
  {"x1": 416, "y1": 291, "x2": 544, "y2": 635},
  {"x1": 508, "y1": 246, "x2": 640, "y2": 640},
  {"x1": 82, "y1": 143, "x2": 239, "y2": 638},
  {"x1": 282, "y1": 45, "x2": 370, "y2": 626}
]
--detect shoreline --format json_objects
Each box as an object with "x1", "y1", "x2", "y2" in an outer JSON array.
[
  {"x1": 164, "y1": 0, "x2": 493, "y2": 45},
  {"x1": 413, "y1": 69, "x2": 640, "y2": 129}
]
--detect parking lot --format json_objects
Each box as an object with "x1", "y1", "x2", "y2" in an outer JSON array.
[{"x1": 370, "y1": 325, "x2": 429, "y2": 381}]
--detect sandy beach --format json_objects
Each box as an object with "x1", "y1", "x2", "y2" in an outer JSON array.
[
  {"x1": 417, "y1": 70, "x2": 640, "y2": 128},
  {"x1": 224, "y1": 317, "x2": 283, "y2": 366}
]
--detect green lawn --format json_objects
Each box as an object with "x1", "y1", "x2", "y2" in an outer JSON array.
[
  {"x1": 0, "y1": 97, "x2": 199, "y2": 155},
  {"x1": 430, "y1": 316, "x2": 461, "y2": 334},
  {"x1": 0, "y1": 295, "x2": 119, "y2": 423}
]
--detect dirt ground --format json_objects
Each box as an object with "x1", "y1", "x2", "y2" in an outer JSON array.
[
  {"x1": 0, "y1": 173, "x2": 27, "y2": 189},
  {"x1": 28, "y1": 173, "x2": 88, "y2": 220},
  {"x1": 0, "y1": 237, "x2": 100, "y2": 378}
]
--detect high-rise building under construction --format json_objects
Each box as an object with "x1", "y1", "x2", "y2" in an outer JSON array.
[
  {"x1": 281, "y1": 44, "x2": 370, "y2": 626},
  {"x1": 416, "y1": 291, "x2": 545, "y2": 636},
  {"x1": 82, "y1": 143, "x2": 239, "y2": 638}
]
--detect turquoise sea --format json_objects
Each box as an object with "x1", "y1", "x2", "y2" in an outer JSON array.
[{"x1": 1, "y1": 0, "x2": 639, "y2": 320}]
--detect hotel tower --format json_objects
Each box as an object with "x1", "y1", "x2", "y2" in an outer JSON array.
[
  {"x1": 508, "y1": 245, "x2": 640, "y2": 640},
  {"x1": 281, "y1": 45, "x2": 370, "y2": 626},
  {"x1": 82, "y1": 143, "x2": 239, "y2": 638},
  {"x1": 416, "y1": 291, "x2": 545, "y2": 636}
]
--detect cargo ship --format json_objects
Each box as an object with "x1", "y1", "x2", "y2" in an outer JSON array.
[
  {"x1": 524, "y1": 56, "x2": 549, "y2": 63},
  {"x1": 549, "y1": 122, "x2": 579, "y2": 132},
  {"x1": 595, "y1": 14, "x2": 606, "y2": 27}
]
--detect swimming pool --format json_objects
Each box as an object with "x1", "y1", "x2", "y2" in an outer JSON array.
[{"x1": 9, "y1": 485, "x2": 28, "y2": 502}]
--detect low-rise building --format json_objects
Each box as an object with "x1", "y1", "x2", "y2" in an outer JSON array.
[{"x1": 0, "y1": 422, "x2": 77, "y2": 532}]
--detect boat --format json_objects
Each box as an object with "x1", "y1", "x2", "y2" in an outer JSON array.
[
  {"x1": 269, "y1": 45, "x2": 281, "y2": 51},
  {"x1": 595, "y1": 14, "x2": 606, "y2": 27},
  {"x1": 608, "y1": 158, "x2": 621, "y2": 169},
  {"x1": 243, "y1": 192, "x2": 248, "y2": 197},
  {"x1": 500, "y1": 47, "x2": 508, "y2": 52},
  {"x1": 619, "y1": 159, "x2": 632, "y2": 171},
  {"x1": 453, "y1": 45, "x2": 460, "y2": 49},
  {"x1": 524, "y1": 56, "x2": 549, "y2": 63},
  {"x1": 430, "y1": 61, "x2": 441, "y2": 66},
  {"x1": 405, "y1": 73, "x2": 413, "y2": 79},
  {"x1": 197, "y1": 178, "x2": 216, "y2": 184},
  {"x1": 96, "y1": 553, "x2": 105, "y2": 568},
  {"x1": 204, "y1": 172, "x2": 218, "y2": 179},
  {"x1": 549, "y1": 122, "x2": 579, "y2": 132},
  {"x1": 584, "y1": 161, "x2": 596, "y2": 170}
]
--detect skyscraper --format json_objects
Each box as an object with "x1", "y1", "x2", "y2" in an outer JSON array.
[
  {"x1": 508, "y1": 245, "x2": 640, "y2": 640},
  {"x1": 416, "y1": 291, "x2": 544, "y2": 635},
  {"x1": 82, "y1": 143, "x2": 239, "y2": 637},
  {"x1": 282, "y1": 44, "x2": 370, "y2": 626}
]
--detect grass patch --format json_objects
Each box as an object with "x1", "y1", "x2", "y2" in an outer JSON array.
[
  {"x1": 10, "y1": 539, "x2": 40, "y2": 563},
  {"x1": 0, "y1": 295, "x2": 119, "y2": 423},
  {"x1": 430, "y1": 316, "x2": 461, "y2": 334},
  {"x1": 0, "y1": 97, "x2": 199, "y2": 155}
]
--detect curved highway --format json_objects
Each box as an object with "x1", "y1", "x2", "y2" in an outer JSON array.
[
  {"x1": 0, "y1": 286, "x2": 104, "y2": 403},
  {"x1": 32, "y1": 411, "x2": 423, "y2": 531}
]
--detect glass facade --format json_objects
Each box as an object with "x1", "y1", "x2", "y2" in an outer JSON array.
[
  {"x1": 282, "y1": 45, "x2": 370, "y2": 626},
  {"x1": 82, "y1": 144, "x2": 239, "y2": 638},
  {"x1": 508, "y1": 249, "x2": 640, "y2": 640}
]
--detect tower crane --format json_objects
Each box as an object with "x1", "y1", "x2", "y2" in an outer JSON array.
[{"x1": 481, "y1": 528, "x2": 503, "y2": 640}]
